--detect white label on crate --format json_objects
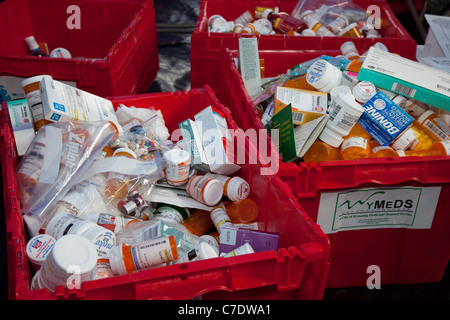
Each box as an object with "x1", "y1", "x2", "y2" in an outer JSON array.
[{"x1": 317, "y1": 186, "x2": 441, "y2": 234}]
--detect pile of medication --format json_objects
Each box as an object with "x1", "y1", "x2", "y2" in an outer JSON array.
[
  {"x1": 17, "y1": 77, "x2": 272, "y2": 293},
  {"x1": 207, "y1": 4, "x2": 381, "y2": 38},
  {"x1": 252, "y1": 41, "x2": 450, "y2": 164}
]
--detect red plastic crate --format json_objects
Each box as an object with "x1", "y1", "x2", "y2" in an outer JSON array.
[
  {"x1": 191, "y1": 0, "x2": 417, "y2": 101},
  {"x1": 1, "y1": 86, "x2": 330, "y2": 300},
  {"x1": 219, "y1": 48, "x2": 450, "y2": 288},
  {"x1": 0, "y1": 0, "x2": 159, "y2": 99}
]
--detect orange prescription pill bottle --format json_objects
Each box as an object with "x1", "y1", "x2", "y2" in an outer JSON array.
[
  {"x1": 21, "y1": 75, "x2": 52, "y2": 131},
  {"x1": 417, "y1": 110, "x2": 450, "y2": 141},
  {"x1": 398, "y1": 140, "x2": 450, "y2": 157},
  {"x1": 182, "y1": 209, "x2": 213, "y2": 237},
  {"x1": 370, "y1": 140, "x2": 399, "y2": 158},
  {"x1": 303, "y1": 140, "x2": 341, "y2": 163},
  {"x1": 409, "y1": 120, "x2": 437, "y2": 151},
  {"x1": 340, "y1": 123, "x2": 372, "y2": 160},
  {"x1": 224, "y1": 198, "x2": 259, "y2": 224},
  {"x1": 205, "y1": 173, "x2": 250, "y2": 202},
  {"x1": 108, "y1": 236, "x2": 178, "y2": 275},
  {"x1": 283, "y1": 74, "x2": 317, "y2": 91},
  {"x1": 104, "y1": 148, "x2": 137, "y2": 199}
]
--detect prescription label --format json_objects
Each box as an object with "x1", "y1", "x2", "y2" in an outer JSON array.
[
  {"x1": 358, "y1": 91, "x2": 413, "y2": 146},
  {"x1": 317, "y1": 186, "x2": 441, "y2": 234}
]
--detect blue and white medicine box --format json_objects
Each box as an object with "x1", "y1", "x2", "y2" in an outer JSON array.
[{"x1": 358, "y1": 91, "x2": 414, "y2": 146}]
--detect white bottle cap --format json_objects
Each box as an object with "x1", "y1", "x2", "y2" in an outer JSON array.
[
  {"x1": 164, "y1": 149, "x2": 190, "y2": 165},
  {"x1": 21, "y1": 75, "x2": 46, "y2": 88},
  {"x1": 318, "y1": 67, "x2": 342, "y2": 93},
  {"x1": 209, "y1": 16, "x2": 228, "y2": 32},
  {"x1": 417, "y1": 110, "x2": 436, "y2": 125},
  {"x1": 113, "y1": 147, "x2": 137, "y2": 159},
  {"x1": 227, "y1": 177, "x2": 250, "y2": 202},
  {"x1": 373, "y1": 42, "x2": 388, "y2": 51},
  {"x1": 26, "y1": 234, "x2": 56, "y2": 268},
  {"x1": 319, "y1": 126, "x2": 344, "y2": 148},
  {"x1": 307, "y1": 60, "x2": 337, "y2": 91},
  {"x1": 203, "y1": 179, "x2": 224, "y2": 206},
  {"x1": 352, "y1": 81, "x2": 377, "y2": 104},
  {"x1": 51, "y1": 234, "x2": 98, "y2": 276},
  {"x1": 24, "y1": 36, "x2": 39, "y2": 51},
  {"x1": 50, "y1": 47, "x2": 72, "y2": 59},
  {"x1": 330, "y1": 85, "x2": 353, "y2": 101},
  {"x1": 392, "y1": 128, "x2": 417, "y2": 150},
  {"x1": 301, "y1": 29, "x2": 316, "y2": 36},
  {"x1": 108, "y1": 244, "x2": 127, "y2": 276},
  {"x1": 200, "y1": 235, "x2": 219, "y2": 254}
]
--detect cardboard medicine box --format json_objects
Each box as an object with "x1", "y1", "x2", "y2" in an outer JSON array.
[{"x1": 39, "y1": 76, "x2": 122, "y2": 133}]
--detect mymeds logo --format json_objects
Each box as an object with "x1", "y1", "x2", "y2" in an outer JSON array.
[
  {"x1": 331, "y1": 188, "x2": 422, "y2": 232},
  {"x1": 338, "y1": 191, "x2": 414, "y2": 212}
]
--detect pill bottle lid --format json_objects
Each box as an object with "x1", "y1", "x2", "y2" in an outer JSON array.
[
  {"x1": 113, "y1": 147, "x2": 137, "y2": 159},
  {"x1": 26, "y1": 234, "x2": 56, "y2": 266},
  {"x1": 319, "y1": 126, "x2": 345, "y2": 148},
  {"x1": 307, "y1": 60, "x2": 336, "y2": 90},
  {"x1": 200, "y1": 235, "x2": 220, "y2": 252},
  {"x1": 163, "y1": 149, "x2": 190, "y2": 164},
  {"x1": 51, "y1": 235, "x2": 98, "y2": 276},
  {"x1": 392, "y1": 128, "x2": 417, "y2": 150},
  {"x1": 50, "y1": 47, "x2": 72, "y2": 59},
  {"x1": 210, "y1": 16, "x2": 228, "y2": 32},
  {"x1": 203, "y1": 179, "x2": 224, "y2": 206},
  {"x1": 318, "y1": 67, "x2": 342, "y2": 93},
  {"x1": 108, "y1": 244, "x2": 127, "y2": 276},
  {"x1": 352, "y1": 81, "x2": 376, "y2": 104},
  {"x1": 227, "y1": 177, "x2": 250, "y2": 202},
  {"x1": 302, "y1": 29, "x2": 316, "y2": 36},
  {"x1": 417, "y1": 110, "x2": 436, "y2": 124},
  {"x1": 24, "y1": 36, "x2": 39, "y2": 51},
  {"x1": 330, "y1": 85, "x2": 353, "y2": 101},
  {"x1": 373, "y1": 42, "x2": 388, "y2": 51},
  {"x1": 21, "y1": 75, "x2": 47, "y2": 88}
]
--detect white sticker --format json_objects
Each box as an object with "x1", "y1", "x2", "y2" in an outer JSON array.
[{"x1": 317, "y1": 186, "x2": 441, "y2": 234}]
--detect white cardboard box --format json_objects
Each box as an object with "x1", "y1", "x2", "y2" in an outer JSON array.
[{"x1": 40, "y1": 75, "x2": 122, "y2": 133}]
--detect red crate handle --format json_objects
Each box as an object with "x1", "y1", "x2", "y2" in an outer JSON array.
[{"x1": 285, "y1": 156, "x2": 450, "y2": 198}]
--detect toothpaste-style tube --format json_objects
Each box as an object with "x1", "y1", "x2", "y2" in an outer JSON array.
[{"x1": 358, "y1": 91, "x2": 414, "y2": 146}]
